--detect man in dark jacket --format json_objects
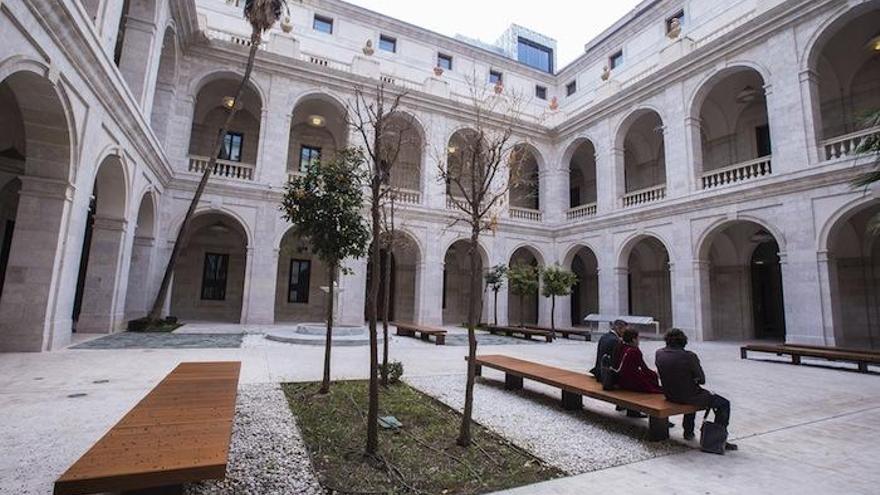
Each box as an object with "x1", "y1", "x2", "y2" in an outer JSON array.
[
  {"x1": 655, "y1": 328, "x2": 736, "y2": 450},
  {"x1": 591, "y1": 320, "x2": 645, "y2": 417}
]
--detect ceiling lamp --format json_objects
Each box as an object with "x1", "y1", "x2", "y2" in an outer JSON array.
[
  {"x1": 870, "y1": 34, "x2": 880, "y2": 52},
  {"x1": 735, "y1": 85, "x2": 761, "y2": 104},
  {"x1": 308, "y1": 115, "x2": 326, "y2": 128},
  {"x1": 749, "y1": 229, "x2": 774, "y2": 244},
  {"x1": 208, "y1": 221, "x2": 230, "y2": 234},
  {"x1": 447, "y1": 145, "x2": 457, "y2": 154},
  {"x1": 222, "y1": 96, "x2": 236, "y2": 110}
]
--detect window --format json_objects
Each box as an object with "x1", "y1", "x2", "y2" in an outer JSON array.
[
  {"x1": 201, "y1": 253, "x2": 229, "y2": 301},
  {"x1": 437, "y1": 53, "x2": 453, "y2": 71},
  {"x1": 219, "y1": 132, "x2": 243, "y2": 162},
  {"x1": 756, "y1": 125, "x2": 772, "y2": 157},
  {"x1": 379, "y1": 34, "x2": 397, "y2": 53},
  {"x1": 299, "y1": 145, "x2": 321, "y2": 172},
  {"x1": 609, "y1": 50, "x2": 624, "y2": 70},
  {"x1": 489, "y1": 70, "x2": 503, "y2": 85},
  {"x1": 535, "y1": 85, "x2": 547, "y2": 100},
  {"x1": 666, "y1": 10, "x2": 685, "y2": 34},
  {"x1": 517, "y1": 37, "x2": 554, "y2": 73},
  {"x1": 313, "y1": 14, "x2": 333, "y2": 34},
  {"x1": 566, "y1": 80, "x2": 577, "y2": 97},
  {"x1": 288, "y1": 259, "x2": 311, "y2": 303}
]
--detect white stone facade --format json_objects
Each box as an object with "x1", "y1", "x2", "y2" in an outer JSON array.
[{"x1": 0, "y1": 0, "x2": 878, "y2": 352}]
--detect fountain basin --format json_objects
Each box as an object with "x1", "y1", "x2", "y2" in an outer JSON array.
[{"x1": 265, "y1": 323, "x2": 381, "y2": 346}]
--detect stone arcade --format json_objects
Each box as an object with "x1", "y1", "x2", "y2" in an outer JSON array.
[{"x1": 0, "y1": 0, "x2": 878, "y2": 352}]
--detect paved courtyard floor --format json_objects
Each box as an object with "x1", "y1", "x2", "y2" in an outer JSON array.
[{"x1": 1, "y1": 324, "x2": 879, "y2": 494}]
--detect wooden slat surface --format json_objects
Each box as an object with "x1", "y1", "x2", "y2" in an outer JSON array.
[
  {"x1": 393, "y1": 321, "x2": 447, "y2": 335},
  {"x1": 744, "y1": 344, "x2": 880, "y2": 364},
  {"x1": 54, "y1": 362, "x2": 241, "y2": 495},
  {"x1": 475, "y1": 355, "x2": 701, "y2": 417}
]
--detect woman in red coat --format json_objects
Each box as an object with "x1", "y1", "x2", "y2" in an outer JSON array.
[{"x1": 612, "y1": 328, "x2": 664, "y2": 394}]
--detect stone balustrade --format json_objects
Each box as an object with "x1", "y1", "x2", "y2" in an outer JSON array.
[
  {"x1": 622, "y1": 184, "x2": 666, "y2": 208},
  {"x1": 701, "y1": 156, "x2": 772, "y2": 190},
  {"x1": 509, "y1": 206, "x2": 543, "y2": 222},
  {"x1": 188, "y1": 155, "x2": 255, "y2": 181},
  {"x1": 822, "y1": 126, "x2": 880, "y2": 161},
  {"x1": 566, "y1": 203, "x2": 598, "y2": 221}
]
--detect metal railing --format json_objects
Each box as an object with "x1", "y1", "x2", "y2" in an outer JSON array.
[{"x1": 701, "y1": 156, "x2": 772, "y2": 190}]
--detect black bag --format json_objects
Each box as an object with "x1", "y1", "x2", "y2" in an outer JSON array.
[
  {"x1": 700, "y1": 409, "x2": 728, "y2": 455},
  {"x1": 600, "y1": 353, "x2": 618, "y2": 391}
]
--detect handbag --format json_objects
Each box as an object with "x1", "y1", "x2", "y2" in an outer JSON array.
[
  {"x1": 699, "y1": 409, "x2": 728, "y2": 455},
  {"x1": 600, "y1": 353, "x2": 618, "y2": 391}
]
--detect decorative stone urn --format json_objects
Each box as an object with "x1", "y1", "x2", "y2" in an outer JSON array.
[
  {"x1": 433, "y1": 66, "x2": 444, "y2": 77},
  {"x1": 363, "y1": 39, "x2": 375, "y2": 56},
  {"x1": 281, "y1": 16, "x2": 293, "y2": 33},
  {"x1": 601, "y1": 65, "x2": 611, "y2": 81},
  {"x1": 549, "y1": 96, "x2": 559, "y2": 111},
  {"x1": 667, "y1": 18, "x2": 682, "y2": 39}
]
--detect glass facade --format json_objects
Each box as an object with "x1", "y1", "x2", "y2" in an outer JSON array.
[{"x1": 517, "y1": 37, "x2": 553, "y2": 73}]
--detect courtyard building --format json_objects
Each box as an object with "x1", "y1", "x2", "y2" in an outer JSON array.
[{"x1": 0, "y1": 0, "x2": 879, "y2": 352}]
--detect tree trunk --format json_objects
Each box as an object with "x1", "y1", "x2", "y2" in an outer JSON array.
[
  {"x1": 147, "y1": 31, "x2": 262, "y2": 322},
  {"x1": 520, "y1": 294, "x2": 525, "y2": 327},
  {"x1": 457, "y1": 227, "x2": 481, "y2": 447},
  {"x1": 365, "y1": 158, "x2": 381, "y2": 456},
  {"x1": 551, "y1": 295, "x2": 556, "y2": 338},
  {"x1": 381, "y1": 246, "x2": 391, "y2": 387},
  {"x1": 319, "y1": 265, "x2": 336, "y2": 394},
  {"x1": 493, "y1": 290, "x2": 498, "y2": 326}
]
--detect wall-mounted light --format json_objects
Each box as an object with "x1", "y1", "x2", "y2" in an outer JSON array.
[
  {"x1": 870, "y1": 34, "x2": 880, "y2": 52},
  {"x1": 447, "y1": 145, "x2": 457, "y2": 154},
  {"x1": 308, "y1": 115, "x2": 326, "y2": 127},
  {"x1": 222, "y1": 96, "x2": 236, "y2": 110}
]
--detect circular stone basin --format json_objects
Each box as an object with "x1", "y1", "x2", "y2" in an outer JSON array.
[{"x1": 265, "y1": 323, "x2": 382, "y2": 347}]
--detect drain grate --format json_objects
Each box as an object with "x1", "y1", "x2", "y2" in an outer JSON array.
[
  {"x1": 67, "y1": 393, "x2": 88, "y2": 398},
  {"x1": 93, "y1": 379, "x2": 110, "y2": 384}
]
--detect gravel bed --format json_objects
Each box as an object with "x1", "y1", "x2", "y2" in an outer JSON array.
[
  {"x1": 405, "y1": 374, "x2": 687, "y2": 475},
  {"x1": 71, "y1": 332, "x2": 243, "y2": 349},
  {"x1": 186, "y1": 384, "x2": 323, "y2": 495}
]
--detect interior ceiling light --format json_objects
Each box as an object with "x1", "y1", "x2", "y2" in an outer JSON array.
[
  {"x1": 736, "y1": 85, "x2": 761, "y2": 104},
  {"x1": 222, "y1": 96, "x2": 236, "y2": 109},
  {"x1": 447, "y1": 145, "x2": 457, "y2": 154},
  {"x1": 750, "y1": 229, "x2": 774, "y2": 243},
  {"x1": 870, "y1": 34, "x2": 880, "y2": 52},
  {"x1": 308, "y1": 115, "x2": 326, "y2": 127},
  {"x1": 208, "y1": 221, "x2": 230, "y2": 233}
]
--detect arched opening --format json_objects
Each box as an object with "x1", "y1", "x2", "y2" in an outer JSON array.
[
  {"x1": 446, "y1": 129, "x2": 479, "y2": 202},
  {"x1": 569, "y1": 246, "x2": 599, "y2": 327},
  {"x1": 699, "y1": 221, "x2": 786, "y2": 341},
  {"x1": 827, "y1": 201, "x2": 880, "y2": 349},
  {"x1": 73, "y1": 156, "x2": 129, "y2": 333},
  {"x1": 150, "y1": 27, "x2": 177, "y2": 145},
  {"x1": 383, "y1": 112, "x2": 424, "y2": 203},
  {"x1": 619, "y1": 110, "x2": 666, "y2": 205},
  {"x1": 0, "y1": 70, "x2": 72, "y2": 351},
  {"x1": 274, "y1": 229, "x2": 330, "y2": 323},
  {"x1": 509, "y1": 144, "x2": 540, "y2": 212},
  {"x1": 442, "y1": 240, "x2": 486, "y2": 326},
  {"x1": 114, "y1": 0, "x2": 159, "y2": 105},
  {"x1": 288, "y1": 94, "x2": 348, "y2": 181},
  {"x1": 567, "y1": 140, "x2": 597, "y2": 210},
  {"x1": 188, "y1": 77, "x2": 263, "y2": 181},
  {"x1": 625, "y1": 236, "x2": 672, "y2": 331},
  {"x1": 508, "y1": 246, "x2": 542, "y2": 326},
  {"x1": 811, "y1": 5, "x2": 880, "y2": 158},
  {"x1": 695, "y1": 68, "x2": 772, "y2": 188},
  {"x1": 124, "y1": 193, "x2": 156, "y2": 321},
  {"x1": 364, "y1": 232, "x2": 421, "y2": 323},
  {"x1": 170, "y1": 213, "x2": 248, "y2": 323}
]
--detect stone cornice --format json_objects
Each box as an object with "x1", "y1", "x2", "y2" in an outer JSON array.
[{"x1": 21, "y1": 0, "x2": 174, "y2": 185}]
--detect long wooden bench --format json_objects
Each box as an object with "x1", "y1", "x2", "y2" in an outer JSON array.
[
  {"x1": 54, "y1": 362, "x2": 241, "y2": 495},
  {"x1": 525, "y1": 325, "x2": 592, "y2": 341},
  {"x1": 741, "y1": 344, "x2": 879, "y2": 373},
  {"x1": 472, "y1": 355, "x2": 703, "y2": 441},
  {"x1": 393, "y1": 321, "x2": 447, "y2": 345},
  {"x1": 486, "y1": 325, "x2": 553, "y2": 342}
]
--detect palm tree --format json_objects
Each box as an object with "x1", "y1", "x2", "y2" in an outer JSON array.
[
  {"x1": 852, "y1": 110, "x2": 880, "y2": 236},
  {"x1": 147, "y1": 0, "x2": 287, "y2": 321}
]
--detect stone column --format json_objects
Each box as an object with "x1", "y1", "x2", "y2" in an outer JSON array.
[
  {"x1": 662, "y1": 104, "x2": 689, "y2": 198},
  {"x1": 423, "y1": 120, "x2": 449, "y2": 210},
  {"x1": 798, "y1": 69, "x2": 824, "y2": 165},
  {"x1": 117, "y1": 17, "x2": 158, "y2": 108},
  {"x1": 0, "y1": 177, "x2": 74, "y2": 351},
  {"x1": 684, "y1": 117, "x2": 703, "y2": 192},
  {"x1": 816, "y1": 251, "x2": 840, "y2": 346},
  {"x1": 418, "y1": 233, "x2": 443, "y2": 325},
  {"x1": 166, "y1": 95, "x2": 196, "y2": 172},
  {"x1": 610, "y1": 147, "x2": 626, "y2": 210},
  {"x1": 242, "y1": 243, "x2": 278, "y2": 325},
  {"x1": 124, "y1": 236, "x2": 155, "y2": 320},
  {"x1": 98, "y1": 0, "x2": 125, "y2": 58},
  {"x1": 692, "y1": 260, "x2": 712, "y2": 341},
  {"x1": 239, "y1": 247, "x2": 255, "y2": 324},
  {"x1": 339, "y1": 256, "x2": 367, "y2": 326},
  {"x1": 77, "y1": 216, "x2": 128, "y2": 333}
]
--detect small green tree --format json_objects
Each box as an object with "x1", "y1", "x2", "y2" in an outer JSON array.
[
  {"x1": 541, "y1": 265, "x2": 579, "y2": 334},
  {"x1": 507, "y1": 263, "x2": 540, "y2": 327},
  {"x1": 485, "y1": 264, "x2": 508, "y2": 326},
  {"x1": 280, "y1": 148, "x2": 370, "y2": 394}
]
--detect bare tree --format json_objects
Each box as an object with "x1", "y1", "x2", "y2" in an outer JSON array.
[
  {"x1": 437, "y1": 75, "x2": 532, "y2": 447},
  {"x1": 148, "y1": 0, "x2": 287, "y2": 322},
  {"x1": 348, "y1": 83, "x2": 413, "y2": 455}
]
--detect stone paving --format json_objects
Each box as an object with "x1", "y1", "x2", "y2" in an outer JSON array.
[
  {"x1": 72, "y1": 332, "x2": 244, "y2": 349},
  {"x1": 2, "y1": 325, "x2": 879, "y2": 495}
]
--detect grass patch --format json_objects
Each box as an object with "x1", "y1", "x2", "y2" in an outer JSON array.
[{"x1": 283, "y1": 380, "x2": 563, "y2": 494}]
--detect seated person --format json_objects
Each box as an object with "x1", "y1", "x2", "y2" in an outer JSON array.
[
  {"x1": 590, "y1": 319, "x2": 626, "y2": 380},
  {"x1": 655, "y1": 328, "x2": 737, "y2": 450},
  {"x1": 612, "y1": 328, "x2": 663, "y2": 394}
]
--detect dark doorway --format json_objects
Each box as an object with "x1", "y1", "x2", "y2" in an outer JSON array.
[
  {"x1": 751, "y1": 240, "x2": 786, "y2": 340},
  {"x1": 72, "y1": 197, "x2": 97, "y2": 331},
  {"x1": 0, "y1": 219, "x2": 14, "y2": 297}
]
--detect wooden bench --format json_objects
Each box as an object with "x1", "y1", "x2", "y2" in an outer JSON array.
[
  {"x1": 472, "y1": 355, "x2": 702, "y2": 441},
  {"x1": 486, "y1": 325, "x2": 554, "y2": 342},
  {"x1": 525, "y1": 325, "x2": 592, "y2": 341},
  {"x1": 54, "y1": 362, "x2": 241, "y2": 495},
  {"x1": 393, "y1": 321, "x2": 447, "y2": 345},
  {"x1": 741, "y1": 344, "x2": 879, "y2": 373}
]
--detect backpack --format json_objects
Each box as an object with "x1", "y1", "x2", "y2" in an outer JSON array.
[{"x1": 600, "y1": 353, "x2": 618, "y2": 391}]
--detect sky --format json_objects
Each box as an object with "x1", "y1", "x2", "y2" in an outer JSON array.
[{"x1": 345, "y1": 0, "x2": 645, "y2": 69}]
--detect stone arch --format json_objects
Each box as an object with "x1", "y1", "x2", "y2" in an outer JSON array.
[
  {"x1": 384, "y1": 111, "x2": 426, "y2": 195},
  {"x1": 150, "y1": 25, "x2": 178, "y2": 145},
  {"x1": 563, "y1": 138, "x2": 598, "y2": 209},
  {"x1": 287, "y1": 92, "x2": 350, "y2": 176},
  {"x1": 115, "y1": 0, "x2": 161, "y2": 105},
  {"x1": 507, "y1": 245, "x2": 543, "y2": 326},
  {"x1": 442, "y1": 238, "x2": 488, "y2": 325},
  {"x1": 564, "y1": 244, "x2": 600, "y2": 327},
  {"x1": 687, "y1": 62, "x2": 773, "y2": 120},
  {"x1": 169, "y1": 206, "x2": 255, "y2": 249},
  {"x1": 614, "y1": 108, "x2": 667, "y2": 196},
  {"x1": 124, "y1": 191, "x2": 158, "y2": 320},
  {"x1": 364, "y1": 229, "x2": 423, "y2": 323},
  {"x1": 509, "y1": 143, "x2": 543, "y2": 210},
  {"x1": 170, "y1": 211, "x2": 250, "y2": 323},
  {"x1": 617, "y1": 233, "x2": 673, "y2": 331},
  {"x1": 274, "y1": 226, "x2": 330, "y2": 323},
  {"x1": 189, "y1": 69, "x2": 269, "y2": 106},
  {"x1": 506, "y1": 243, "x2": 546, "y2": 267}
]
